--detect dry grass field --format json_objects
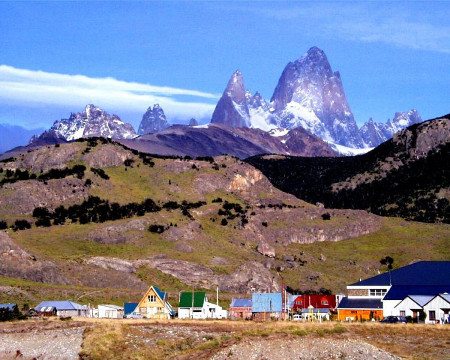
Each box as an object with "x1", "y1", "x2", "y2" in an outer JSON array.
[{"x1": 1, "y1": 318, "x2": 449, "y2": 359}]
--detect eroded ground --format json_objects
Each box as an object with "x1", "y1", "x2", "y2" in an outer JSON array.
[{"x1": 0, "y1": 319, "x2": 449, "y2": 360}]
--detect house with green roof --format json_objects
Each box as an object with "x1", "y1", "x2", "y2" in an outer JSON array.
[{"x1": 178, "y1": 291, "x2": 227, "y2": 319}]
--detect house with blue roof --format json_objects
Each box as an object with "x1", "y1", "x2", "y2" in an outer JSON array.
[
  {"x1": 229, "y1": 298, "x2": 252, "y2": 320},
  {"x1": 135, "y1": 285, "x2": 174, "y2": 319},
  {"x1": 338, "y1": 261, "x2": 450, "y2": 321},
  {"x1": 252, "y1": 293, "x2": 282, "y2": 321},
  {"x1": 35, "y1": 300, "x2": 88, "y2": 317}
]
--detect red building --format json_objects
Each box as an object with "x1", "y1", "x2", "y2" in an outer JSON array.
[{"x1": 291, "y1": 294, "x2": 337, "y2": 313}]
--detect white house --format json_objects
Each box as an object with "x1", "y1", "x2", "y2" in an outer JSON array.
[
  {"x1": 97, "y1": 304, "x2": 124, "y2": 319},
  {"x1": 423, "y1": 293, "x2": 450, "y2": 324},
  {"x1": 394, "y1": 295, "x2": 434, "y2": 321},
  {"x1": 178, "y1": 291, "x2": 227, "y2": 319}
]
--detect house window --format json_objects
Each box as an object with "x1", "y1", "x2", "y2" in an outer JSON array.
[
  {"x1": 429, "y1": 311, "x2": 436, "y2": 321},
  {"x1": 400, "y1": 311, "x2": 405, "y2": 316},
  {"x1": 369, "y1": 289, "x2": 387, "y2": 297},
  {"x1": 148, "y1": 295, "x2": 156, "y2": 302}
]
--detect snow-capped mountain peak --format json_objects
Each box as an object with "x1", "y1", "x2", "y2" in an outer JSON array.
[{"x1": 32, "y1": 104, "x2": 136, "y2": 143}]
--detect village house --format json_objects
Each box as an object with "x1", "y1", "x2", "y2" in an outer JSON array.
[
  {"x1": 229, "y1": 298, "x2": 252, "y2": 320},
  {"x1": 252, "y1": 293, "x2": 282, "y2": 321},
  {"x1": 337, "y1": 261, "x2": 450, "y2": 321},
  {"x1": 94, "y1": 304, "x2": 124, "y2": 319},
  {"x1": 287, "y1": 294, "x2": 344, "y2": 321},
  {"x1": 35, "y1": 301, "x2": 89, "y2": 317},
  {"x1": 178, "y1": 291, "x2": 227, "y2": 319},
  {"x1": 423, "y1": 293, "x2": 450, "y2": 324},
  {"x1": 135, "y1": 286, "x2": 174, "y2": 319}
]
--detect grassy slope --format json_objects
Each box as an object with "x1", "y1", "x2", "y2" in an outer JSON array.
[{"x1": 0, "y1": 140, "x2": 449, "y2": 308}]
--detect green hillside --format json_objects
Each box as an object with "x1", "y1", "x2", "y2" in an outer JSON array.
[{"x1": 0, "y1": 138, "x2": 448, "y2": 308}]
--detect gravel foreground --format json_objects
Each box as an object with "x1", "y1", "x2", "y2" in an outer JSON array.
[
  {"x1": 210, "y1": 337, "x2": 400, "y2": 360},
  {"x1": 0, "y1": 326, "x2": 84, "y2": 360}
]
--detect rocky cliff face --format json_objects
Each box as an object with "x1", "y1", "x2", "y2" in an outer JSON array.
[
  {"x1": 137, "y1": 104, "x2": 169, "y2": 134},
  {"x1": 31, "y1": 104, "x2": 136, "y2": 143},
  {"x1": 211, "y1": 47, "x2": 422, "y2": 152},
  {"x1": 271, "y1": 47, "x2": 363, "y2": 148},
  {"x1": 360, "y1": 110, "x2": 422, "y2": 147},
  {"x1": 211, "y1": 71, "x2": 253, "y2": 128}
]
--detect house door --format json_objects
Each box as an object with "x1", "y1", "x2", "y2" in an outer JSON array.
[{"x1": 412, "y1": 310, "x2": 418, "y2": 322}]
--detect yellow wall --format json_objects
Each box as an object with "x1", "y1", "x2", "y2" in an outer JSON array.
[{"x1": 137, "y1": 287, "x2": 168, "y2": 319}]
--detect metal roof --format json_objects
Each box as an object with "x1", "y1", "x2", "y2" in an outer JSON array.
[
  {"x1": 350, "y1": 261, "x2": 450, "y2": 287},
  {"x1": 179, "y1": 292, "x2": 206, "y2": 308},
  {"x1": 383, "y1": 285, "x2": 450, "y2": 300},
  {"x1": 153, "y1": 286, "x2": 166, "y2": 301},
  {"x1": 439, "y1": 293, "x2": 450, "y2": 303},
  {"x1": 35, "y1": 301, "x2": 86, "y2": 311},
  {"x1": 0, "y1": 303, "x2": 16, "y2": 311},
  {"x1": 252, "y1": 293, "x2": 282, "y2": 313},
  {"x1": 338, "y1": 297, "x2": 383, "y2": 310},
  {"x1": 124, "y1": 302, "x2": 138, "y2": 315},
  {"x1": 230, "y1": 299, "x2": 252, "y2": 308}
]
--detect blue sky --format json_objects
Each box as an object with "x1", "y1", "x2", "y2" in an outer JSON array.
[{"x1": 0, "y1": 1, "x2": 449, "y2": 130}]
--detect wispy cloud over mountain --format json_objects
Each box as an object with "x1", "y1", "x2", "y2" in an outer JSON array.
[
  {"x1": 254, "y1": 2, "x2": 450, "y2": 54},
  {"x1": 0, "y1": 65, "x2": 219, "y2": 126}
]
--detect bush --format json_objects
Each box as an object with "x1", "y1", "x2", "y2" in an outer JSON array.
[
  {"x1": 148, "y1": 224, "x2": 166, "y2": 233},
  {"x1": 221, "y1": 218, "x2": 228, "y2": 226},
  {"x1": 321, "y1": 213, "x2": 331, "y2": 220},
  {"x1": 262, "y1": 221, "x2": 268, "y2": 227},
  {"x1": 13, "y1": 220, "x2": 31, "y2": 231},
  {"x1": 91, "y1": 167, "x2": 109, "y2": 180},
  {"x1": 0, "y1": 220, "x2": 7, "y2": 230}
]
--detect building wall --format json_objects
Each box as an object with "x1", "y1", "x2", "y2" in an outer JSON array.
[
  {"x1": 56, "y1": 309, "x2": 88, "y2": 317},
  {"x1": 229, "y1": 307, "x2": 252, "y2": 320},
  {"x1": 338, "y1": 309, "x2": 382, "y2": 321},
  {"x1": 423, "y1": 297, "x2": 450, "y2": 324},
  {"x1": 382, "y1": 300, "x2": 402, "y2": 317},
  {"x1": 252, "y1": 312, "x2": 282, "y2": 321},
  {"x1": 348, "y1": 289, "x2": 368, "y2": 296}
]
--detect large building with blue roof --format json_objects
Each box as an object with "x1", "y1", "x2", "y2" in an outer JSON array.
[
  {"x1": 338, "y1": 261, "x2": 450, "y2": 321},
  {"x1": 35, "y1": 300, "x2": 88, "y2": 317},
  {"x1": 252, "y1": 293, "x2": 283, "y2": 320}
]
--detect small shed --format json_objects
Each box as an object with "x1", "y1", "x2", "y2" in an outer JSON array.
[
  {"x1": 229, "y1": 299, "x2": 252, "y2": 320},
  {"x1": 35, "y1": 301, "x2": 88, "y2": 317},
  {"x1": 98, "y1": 304, "x2": 124, "y2": 319},
  {"x1": 252, "y1": 293, "x2": 282, "y2": 321}
]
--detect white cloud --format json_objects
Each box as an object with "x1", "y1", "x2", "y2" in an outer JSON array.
[
  {"x1": 254, "y1": 3, "x2": 450, "y2": 54},
  {"x1": 0, "y1": 65, "x2": 219, "y2": 124}
]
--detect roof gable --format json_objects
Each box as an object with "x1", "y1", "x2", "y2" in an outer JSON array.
[
  {"x1": 350, "y1": 261, "x2": 450, "y2": 287},
  {"x1": 179, "y1": 292, "x2": 206, "y2": 308}
]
